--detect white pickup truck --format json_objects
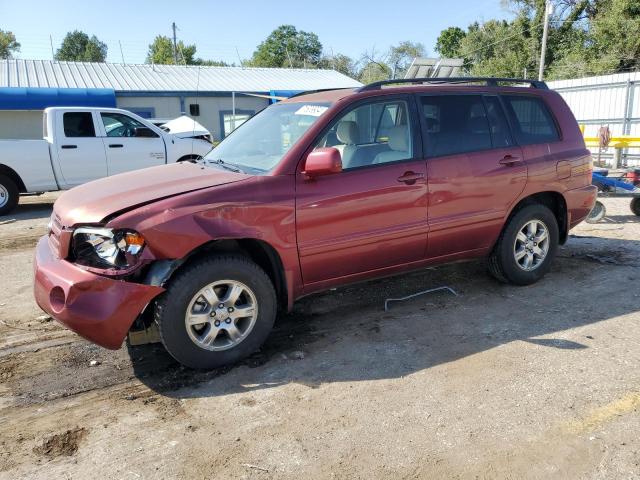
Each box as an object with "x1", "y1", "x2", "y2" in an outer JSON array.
[{"x1": 0, "y1": 107, "x2": 214, "y2": 214}]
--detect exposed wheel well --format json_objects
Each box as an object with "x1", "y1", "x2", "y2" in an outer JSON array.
[
  {"x1": 508, "y1": 191, "x2": 568, "y2": 244},
  {"x1": 0, "y1": 164, "x2": 26, "y2": 193},
  {"x1": 152, "y1": 239, "x2": 288, "y2": 311}
]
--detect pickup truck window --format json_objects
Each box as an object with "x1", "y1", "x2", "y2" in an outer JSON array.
[
  {"x1": 101, "y1": 112, "x2": 156, "y2": 138},
  {"x1": 203, "y1": 102, "x2": 331, "y2": 174},
  {"x1": 63, "y1": 112, "x2": 96, "y2": 138}
]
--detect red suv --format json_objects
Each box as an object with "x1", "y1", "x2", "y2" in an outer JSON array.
[{"x1": 34, "y1": 78, "x2": 597, "y2": 369}]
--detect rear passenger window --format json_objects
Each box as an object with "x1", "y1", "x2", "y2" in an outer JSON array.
[
  {"x1": 63, "y1": 112, "x2": 95, "y2": 138},
  {"x1": 315, "y1": 100, "x2": 413, "y2": 170},
  {"x1": 502, "y1": 95, "x2": 559, "y2": 145},
  {"x1": 420, "y1": 95, "x2": 492, "y2": 157}
]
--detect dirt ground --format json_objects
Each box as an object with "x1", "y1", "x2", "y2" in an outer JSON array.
[{"x1": 0, "y1": 193, "x2": 639, "y2": 479}]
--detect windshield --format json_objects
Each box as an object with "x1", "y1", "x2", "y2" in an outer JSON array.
[{"x1": 203, "y1": 102, "x2": 331, "y2": 174}]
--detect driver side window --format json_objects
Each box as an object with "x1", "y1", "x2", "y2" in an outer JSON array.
[
  {"x1": 314, "y1": 100, "x2": 413, "y2": 170},
  {"x1": 100, "y1": 112, "x2": 154, "y2": 138}
]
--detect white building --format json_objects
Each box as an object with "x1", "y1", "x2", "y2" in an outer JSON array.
[
  {"x1": 0, "y1": 59, "x2": 361, "y2": 140},
  {"x1": 548, "y1": 72, "x2": 640, "y2": 166}
]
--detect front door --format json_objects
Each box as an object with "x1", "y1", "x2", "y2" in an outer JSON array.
[
  {"x1": 296, "y1": 96, "x2": 428, "y2": 286},
  {"x1": 55, "y1": 111, "x2": 108, "y2": 187},
  {"x1": 418, "y1": 94, "x2": 527, "y2": 258},
  {"x1": 98, "y1": 112, "x2": 166, "y2": 175}
]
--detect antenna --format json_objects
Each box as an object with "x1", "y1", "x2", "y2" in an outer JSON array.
[
  {"x1": 235, "y1": 47, "x2": 243, "y2": 68},
  {"x1": 119, "y1": 41, "x2": 126, "y2": 64},
  {"x1": 49, "y1": 35, "x2": 55, "y2": 60}
]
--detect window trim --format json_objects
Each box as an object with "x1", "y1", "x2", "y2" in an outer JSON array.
[
  {"x1": 498, "y1": 93, "x2": 563, "y2": 145},
  {"x1": 304, "y1": 93, "x2": 424, "y2": 172}
]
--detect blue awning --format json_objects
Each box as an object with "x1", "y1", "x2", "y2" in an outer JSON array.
[
  {"x1": 269, "y1": 89, "x2": 304, "y2": 104},
  {"x1": 0, "y1": 87, "x2": 116, "y2": 110}
]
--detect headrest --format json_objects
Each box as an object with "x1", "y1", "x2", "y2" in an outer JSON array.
[
  {"x1": 388, "y1": 125, "x2": 409, "y2": 151},
  {"x1": 468, "y1": 116, "x2": 489, "y2": 134},
  {"x1": 337, "y1": 121, "x2": 360, "y2": 145}
]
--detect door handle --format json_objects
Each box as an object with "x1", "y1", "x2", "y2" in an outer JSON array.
[
  {"x1": 61, "y1": 144, "x2": 77, "y2": 149},
  {"x1": 499, "y1": 155, "x2": 522, "y2": 166},
  {"x1": 397, "y1": 171, "x2": 425, "y2": 185},
  {"x1": 109, "y1": 144, "x2": 124, "y2": 148}
]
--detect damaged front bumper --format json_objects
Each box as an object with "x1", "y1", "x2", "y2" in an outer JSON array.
[{"x1": 33, "y1": 236, "x2": 164, "y2": 349}]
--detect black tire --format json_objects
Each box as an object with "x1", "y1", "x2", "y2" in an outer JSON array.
[
  {"x1": 0, "y1": 174, "x2": 19, "y2": 216},
  {"x1": 488, "y1": 204, "x2": 559, "y2": 286},
  {"x1": 155, "y1": 255, "x2": 277, "y2": 369},
  {"x1": 586, "y1": 200, "x2": 606, "y2": 223},
  {"x1": 631, "y1": 197, "x2": 640, "y2": 216}
]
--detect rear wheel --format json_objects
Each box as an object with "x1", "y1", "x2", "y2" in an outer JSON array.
[
  {"x1": 0, "y1": 175, "x2": 19, "y2": 216},
  {"x1": 488, "y1": 204, "x2": 559, "y2": 285},
  {"x1": 155, "y1": 255, "x2": 277, "y2": 369},
  {"x1": 631, "y1": 197, "x2": 640, "y2": 216}
]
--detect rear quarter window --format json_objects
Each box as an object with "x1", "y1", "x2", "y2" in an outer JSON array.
[{"x1": 502, "y1": 95, "x2": 560, "y2": 145}]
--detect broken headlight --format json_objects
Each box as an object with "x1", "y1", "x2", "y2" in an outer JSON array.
[{"x1": 72, "y1": 227, "x2": 145, "y2": 269}]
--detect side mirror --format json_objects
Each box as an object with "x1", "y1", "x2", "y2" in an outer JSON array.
[
  {"x1": 133, "y1": 127, "x2": 157, "y2": 138},
  {"x1": 303, "y1": 147, "x2": 342, "y2": 178}
]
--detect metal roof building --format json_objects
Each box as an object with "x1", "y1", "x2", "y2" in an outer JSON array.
[{"x1": 0, "y1": 59, "x2": 361, "y2": 140}]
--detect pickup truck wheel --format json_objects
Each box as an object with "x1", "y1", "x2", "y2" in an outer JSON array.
[
  {"x1": 488, "y1": 204, "x2": 559, "y2": 286},
  {"x1": 631, "y1": 197, "x2": 640, "y2": 216},
  {"x1": 0, "y1": 175, "x2": 19, "y2": 216},
  {"x1": 155, "y1": 255, "x2": 277, "y2": 369}
]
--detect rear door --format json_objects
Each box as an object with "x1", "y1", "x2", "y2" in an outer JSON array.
[
  {"x1": 419, "y1": 94, "x2": 527, "y2": 258},
  {"x1": 98, "y1": 112, "x2": 166, "y2": 176},
  {"x1": 55, "y1": 111, "x2": 108, "y2": 187},
  {"x1": 296, "y1": 95, "x2": 428, "y2": 286}
]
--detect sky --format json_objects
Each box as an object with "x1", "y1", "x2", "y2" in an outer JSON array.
[{"x1": 1, "y1": 0, "x2": 512, "y2": 65}]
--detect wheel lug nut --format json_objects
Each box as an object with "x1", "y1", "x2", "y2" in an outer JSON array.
[
  {"x1": 218, "y1": 303, "x2": 224, "y2": 308},
  {"x1": 225, "y1": 318, "x2": 231, "y2": 324},
  {"x1": 214, "y1": 320, "x2": 220, "y2": 327},
  {"x1": 228, "y1": 307, "x2": 234, "y2": 313}
]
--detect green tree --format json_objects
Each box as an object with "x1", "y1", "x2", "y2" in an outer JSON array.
[
  {"x1": 388, "y1": 41, "x2": 426, "y2": 78},
  {"x1": 0, "y1": 30, "x2": 20, "y2": 59},
  {"x1": 251, "y1": 25, "x2": 323, "y2": 68},
  {"x1": 458, "y1": 18, "x2": 534, "y2": 77},
  {"x1": 435, "y1": 27, "x2": 466, "y2": 58},
  {"x1": 55, "y1": 30, "x2": 107, "y2": 62},
  {"x1": 146, "y1": 35, "x2": 197, "y2": 65},
  {"x1": 320, "y1": 53, "x2": 358, "y2": 78}
]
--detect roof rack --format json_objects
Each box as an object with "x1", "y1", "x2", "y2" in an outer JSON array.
[{"x1": 358, "y1": 77, "x2": 548, "y2": 92}]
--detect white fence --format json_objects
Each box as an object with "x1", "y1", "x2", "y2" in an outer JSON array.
[{"x1": 548, "y1": 72, "x2": 640, "y2": 167}]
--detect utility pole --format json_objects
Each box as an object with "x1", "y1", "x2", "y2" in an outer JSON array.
[
  {"x1": 538, "y1": 1, "x2": 553, "y2": 81},
  {"x1": 172, "y1": 22, "x2": 178, "y2": 64}
]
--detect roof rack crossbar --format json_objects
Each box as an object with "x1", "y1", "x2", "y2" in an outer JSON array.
[{"x1": 358, "y1": 77, "x2": 548, "y2": 92}]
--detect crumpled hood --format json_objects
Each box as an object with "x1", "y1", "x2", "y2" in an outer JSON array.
[
  {"x1": 54, "y1": 162, "x2": 250, "y2": 226},
  {"x1": 161, "y1": 115, "x2": 210, "y2": 138}
]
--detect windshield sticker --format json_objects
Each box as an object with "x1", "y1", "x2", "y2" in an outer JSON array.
[{"x1": 294, "y1": 105, "x2": 328, "y2": 117}]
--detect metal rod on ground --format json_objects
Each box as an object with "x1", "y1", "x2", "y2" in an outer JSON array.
[{"x1": 384, "y1": 286, "x2": 458, "y2": 312}]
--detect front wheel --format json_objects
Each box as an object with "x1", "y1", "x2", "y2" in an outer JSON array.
[
  {"x1": 0, "y1": 175, "x2": 19, "y2": 216},
  {"x1": 488, "y1": 204, "x2": 559, "y2": 285},
  {"x1": 155, "y1": 255, "x2": 277, "y2": 369}
]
